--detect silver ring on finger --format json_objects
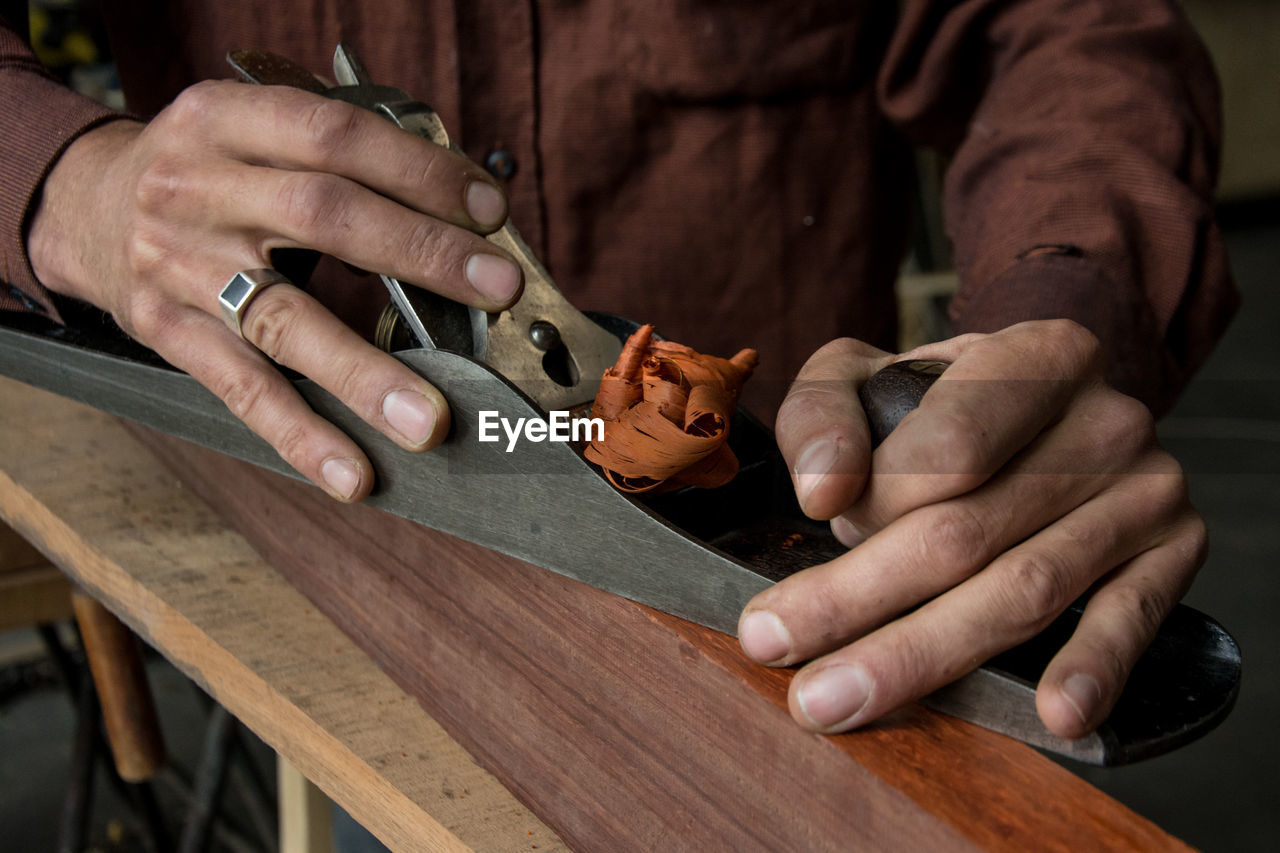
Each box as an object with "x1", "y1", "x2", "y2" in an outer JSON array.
[{"x1": 218, "y1": 268, "x2": 291, "y2": 340}]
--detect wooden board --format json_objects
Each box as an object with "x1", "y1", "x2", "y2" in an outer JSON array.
[
  {"x1": 125, "y1": 411, "x2": 1187, "y2": 849},
  {"x1": 0, "y1": 376, "x2": 564, "y2": 853}
]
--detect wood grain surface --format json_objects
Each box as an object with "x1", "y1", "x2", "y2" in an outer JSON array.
[
  {"x1": 128, "y1": 409, "x2": 1188, "y2": 850},
  {"x1": 0, "y1": 376, "x2": 563, "y2": 853}
]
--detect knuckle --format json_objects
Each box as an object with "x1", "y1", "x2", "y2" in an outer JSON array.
[
  {"x1": 1182, "y1": 511, "x2": 1210, "y2": 561},
  {"x1": 121, "y1": 289, "x2": 179, "y2": 341},
  {"x1": 804, "y1": 577, "x2": 865, "y2": 649},
  {"x1": 241, "y1": 289, "x2": 308, "y2": 361},
  {"x1": 1038, "y1": 319, "x2": 1103, "y2": 376},
  {"x1": 214, "y1": 367, "x2": 276, "y2": 426},
  {"x1": 165, "y1": 80, "x2": 224, "y2": 127},
  {"x1": 1082, "y1": 391, "x2": 1157, "y2": 465},
  {"x1": 994, "y1": 320, "x2": 1102, "y2": 382},
  {"x1": 796, "y1": 337, "x2": 888, "y2": 382},
  {"x1": 1164, "y1": 509, "x2": 1209, "y2": 581},
  {"x1": 1057, "y1": 510, "x2": 1120, "y2": 564},
  {"x1": 1142, "y1": 447, "x2": 1187, "y2": 485},
  {"x1": 1110, "y1": 582, "x2": 1172, "y2": 643},
  {"x1": 213, "y1": 371, "x2": 312, "y2": 470},
  {"x1": 277, "y1": 173, "x2": 352, "y2": 238},
  {"x1": 132, "y1": 154, "x2": 189, "y2": 215},
  {"x1": 393, "y1": 217, "x2": 447, "y2": 269},
  {"x1": 781, "y1": 595, "x2": 844, "y2": 655},
  {"x1": 1122, "y1": 448, "x2": 1190, "y2": 523},
  {"x1": 997, "y1": 549, "x2": 1075, "y2": 632},
  {"x1": 123, "y1": 225, "x2": 171, "y2": 281},
  {"x1": 1149, "y1": 459, "x2": 1192, "y2": 518},
  {"x1": 776, "y1": 380, "x2": 849, "y2": 434},
  {"x1": 1077, "y1": 638, "x2": 1128, "y2": 695},
  {"x1": 765, "y1": 563, "x2": 867, "y2": 654},
  {"x1": 1101, "y1": 643, "x2": 1128, "y2": 689},
  {"x1": 885, "y1": 635, "x2": 935, "y2": 690},
  {"x1": 268, "y1": 419, "x2": 314, "y2": 471},
  {"x1": 918, "y1": 503, "x2": 990, "y2": 572},
  {"x1": 876, "y1": 620, "x2": 960, "y2": 690},
  {"x1": 1106, "y1": 393, "x2": 1156, "y2": 442},
  {"x1": 812, "y1": 337, "x2": 870, "y2": 364},
  {"x1": 328, "y1": 350, "x2": 377, "y2": 414},
  {"x1": 919, "y1": 410, "x2": 988, "y2": 482},
  {"x1": 299, "y1": 98, "x2": 364, "y2": 166},
  {"x1": 404, "y1": 141, "x2": 447, "y2": 189}
]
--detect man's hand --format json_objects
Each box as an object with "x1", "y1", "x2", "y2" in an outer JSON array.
[
  {"x1": 739, "y1": 320, "x2": 1206, "y2": 739},
  {"x1": 27, "y1": 81, "x2": 520, "y2": 501}
]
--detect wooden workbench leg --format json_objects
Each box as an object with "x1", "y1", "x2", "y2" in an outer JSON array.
[
  {"x1": 70, "y1": 588, "x2": 166, "y2": 782},
  {"x1": 278, "y1": 756, "x2": 335, "y2": 853}
]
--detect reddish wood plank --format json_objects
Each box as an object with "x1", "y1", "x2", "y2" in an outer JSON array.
[{"x1": 141, "y1": 426, "x2": 1186, "y2": 852}]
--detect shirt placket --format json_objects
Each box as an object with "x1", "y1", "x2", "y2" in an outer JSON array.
[{"x1": 454, "y1": 0, "x2": 545, "y2": 260}]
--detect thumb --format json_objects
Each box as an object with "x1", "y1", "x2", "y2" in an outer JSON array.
[{"x1": 775, "y1": 338, "x2": 894, "y2": 520}]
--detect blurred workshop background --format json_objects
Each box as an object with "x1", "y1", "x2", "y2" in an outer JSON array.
[{"x1": 1, "y1": 0, "x2": 1278, "y2": 850}]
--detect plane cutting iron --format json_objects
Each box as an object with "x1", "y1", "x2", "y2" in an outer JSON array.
[{"x1": 0, "y1": 45, "x2": 1240, "y2": 766}]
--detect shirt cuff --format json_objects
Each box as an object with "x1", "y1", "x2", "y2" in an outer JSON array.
[
  {"x1": 948, "y1": 252, "x2": 1176, "y2": 415},
  {"x1": 0, "y1": 70, "x2": 127, "y2": 319}
]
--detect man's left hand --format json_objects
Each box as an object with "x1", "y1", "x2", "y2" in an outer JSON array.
[{"x1": 739, "y1": 319, "x2": 1206, "y2": 739}]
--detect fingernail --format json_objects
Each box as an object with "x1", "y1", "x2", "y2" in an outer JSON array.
[
  {"x1": 1060, "y1": 673, "x2": 1102, "y2": 726},
  {"x1": 830, "y1": 515, "x2": 866, "y2": 548},
  {"x1": 465, "y1": 180, "x2": 506, "y2": 227},
  {"x1": 796, "y1": 664, "x2": 873, "y2": 729},
  {"x1": 794, "y1": 440, "x2": 838, "y2": 508},
  {"x1": 465, "y1": 253, "x2": 520, "y2": 303},
  {"x1": 739, "y1": 610, "x2": 792, "y2": 664},
  {"x1": 383, "y1": 389, "x2": 439, "y2": 448},
  {"x1": 321, "y1": 457, "x2": 361, "y2": 501}
]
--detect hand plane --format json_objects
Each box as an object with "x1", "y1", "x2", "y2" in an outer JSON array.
[{"x1": 0, "y1": 45, "x2": 1239, "y2": 766}]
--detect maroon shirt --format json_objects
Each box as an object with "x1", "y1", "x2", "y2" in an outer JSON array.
[{"x1": 1, "y1": 0, "x2": 1237, "y2": 415}]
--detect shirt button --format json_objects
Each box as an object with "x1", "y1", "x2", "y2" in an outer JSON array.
[{"x1": 485, "y1": 149, "x2": 517, "y2": 180}]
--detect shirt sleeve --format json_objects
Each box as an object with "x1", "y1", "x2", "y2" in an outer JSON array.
[
  {"x1": 1, "y1": 1, "x2": 126, "y2": 319},
  {"x1": 879, "y1": 0, "x2": 1238, "y2": 415}
]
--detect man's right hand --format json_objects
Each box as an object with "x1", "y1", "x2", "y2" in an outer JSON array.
[{"x1": 27, "y1": 80, "x2": 521, "y2": 501}]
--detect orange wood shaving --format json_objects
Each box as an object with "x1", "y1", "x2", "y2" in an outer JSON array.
[{"x1": 584, "y1": 325, "x2": 758, "y2": 493}]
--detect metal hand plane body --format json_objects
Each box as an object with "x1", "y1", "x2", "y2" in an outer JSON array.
[
  {"x1": 255, "y1": 43, "x2": 624, "y2": 414},
  {"x1": 0, "y1": 45, "x2": 1239, "y2": 766}
]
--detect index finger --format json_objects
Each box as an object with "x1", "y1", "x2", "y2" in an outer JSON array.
[
  {"x1": 171, "y1": 81, "x2": 508, "y2": 232},
  {"x1": 786, "y1": 479, "x2": 1152, "y2": 733}
]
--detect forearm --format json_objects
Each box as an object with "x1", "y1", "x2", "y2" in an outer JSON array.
[{"x1": 881, "y1": 0, "x2": 1238, "y2": 414}]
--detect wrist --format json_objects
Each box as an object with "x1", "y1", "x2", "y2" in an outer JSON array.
[{"x1": 28, "y1": 119, "x2": 143, "y2": 300}]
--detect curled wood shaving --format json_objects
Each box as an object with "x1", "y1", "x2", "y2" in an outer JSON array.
[{"x1": 584, "y1": 324, "x2": 758, "y2": 493}]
